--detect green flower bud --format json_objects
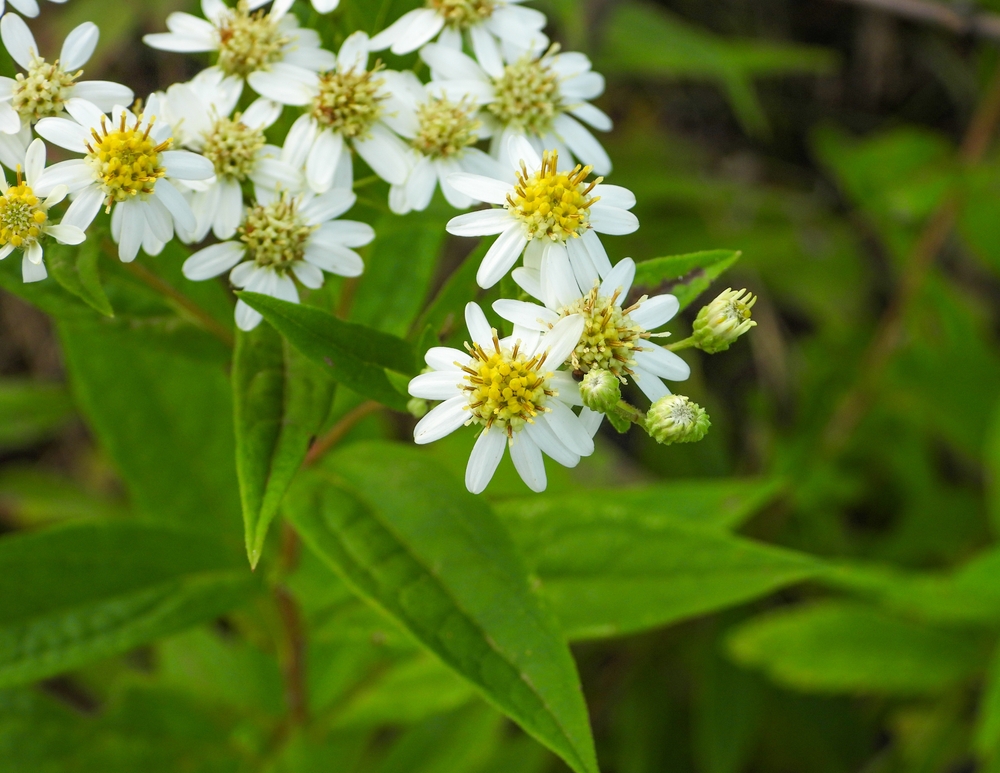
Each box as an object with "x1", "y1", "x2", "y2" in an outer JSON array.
[
  {"x1": 645, "y1": 395, "x2": 711, "y2": 445},
  {"x1": 693, "y1": 288, "x2": 757, "y2": 354},
  {"x1": 579, "y1": 369, "x2": 621, "y2": 413},
  {"x1": 407, "y1": 397, "x2": 430, "y2": 419}
]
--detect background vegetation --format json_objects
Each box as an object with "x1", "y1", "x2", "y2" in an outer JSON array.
[{"x1": 3, "y1": 0, "x2": 1000, "y2": 771}]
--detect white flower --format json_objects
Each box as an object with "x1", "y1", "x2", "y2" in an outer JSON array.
[
  {"x1": 253, "y1": 31, "x2": 413, "y2": 192},
  {"x1": 143, "y1": 0, "x2": 335, "y2": 92},
  {"x1": 182, "y1": 186, "x2": 374, "y2": 331},
  {"x1": 445, "y1": 135, "x2": 638, "y2": 289},
  {"x1": 421, "y1": 41, "x2": 612, "y2": 174},
  {"x1": 160, "y1": 69, "x2": 300, "y2": 242},
  {"x1": 0, "y1": 15, "x2": 133, "y2": 134},
  {"x1": 0, "y1": 138, "x2": 85, "y2": 283},
  {"x1": 0, "y1": 0, "x2": 67, "y2": 19},
  {"x1": 493, "y1": 258, "x2": 690, "y2": 429},
  {"x1": 409, "y1": 302, "x2": 595, "y2": 494},
  {"x1": 381, "y1": 69, "x2": 505, "y2": 214},
  {"x1": 248, "y1": 0, "x2": 340, "y2": 14},
  {"x1": 34, "y1": 98, "x2": 215, "y2": 262},
  {"x1": 369, "y1": 0, "x2": 547, "y2": 75}
]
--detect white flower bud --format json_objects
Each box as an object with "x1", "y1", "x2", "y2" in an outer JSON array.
[
  {"x1": 580, "y1": 369, "x2": 621, "y2": 413},
  {"x1": 645, "y1": 395, "x2": 711, "y2": 445},
  {"x1": 693, "y1": 288, "x2": 757, "y2": 354}
]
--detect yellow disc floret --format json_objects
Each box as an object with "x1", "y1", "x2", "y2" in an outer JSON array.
[
  {"x1": 489, "y1": 50, "x2": 561, "y2": 136},
  {"x1": 506, "y1": 150, "x2": 601, "y2": 242},
  {"x1": 461, "y1": 334, "x2": 556, "y2": 435},
  {"x1": 240, "y1": 192, "x2": 316, "y2": 273},
  {"x1": 559, "y1": 284, "x2": 649, "y2": 381},
  {"x1": 217, "y1": 1, "x2": 290, "y2": 78},
  {"x1": 85, "y1": 112, "x2": 171, "y2": 210},
  {"x1": 202, "y1": 115, "x2": 266, "y2": 181},
  {"x1": 428, "y1": 0, "x2": 496, "y2": 28},
  {"x1": 12, "y1": 56, "x2": 80, "y2": 123},
  {"x1": 311, "y1": 64, "x2": 387, "y2": 139},
  {"x1": 412, "y1": 97, "x2": 480, "y2": 159},
  {"x1": 0, "y1": 168, "x2": 46, "y2": 249}
]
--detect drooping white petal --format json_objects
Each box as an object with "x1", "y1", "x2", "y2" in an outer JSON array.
[
  {"x1": 526, "y1": 418, "x2": 580, "y2": 469},
  {"x1": 553, "y1": 113, "x2": 612, "y2": 176},
  {"x1": 476, "y1": 225, "x2": 528, "y2": 288},
  {"x1": 544, "y1": 399, "x2": 595, "y2": 457},
  {"x1": 405, "y1": 155, "x2": 438, "y2": 212},
  {"x1": 465, "y1": 429, "x2": 507, "y2": 495},
  {"x1": 143, "y1": 192, "x2": 175, "y2": 243},
  {"x1": 548, "y1": 371, "x2": 584, "y2": 407},
  {"x1": 305, "y1": 128, "x2": 344, "y2": 193},
  {"x1": 414, "y1": 395, "x2": 468, "y2": 444},
  {"x1": 22, "y1": 138, "x2": 44, "y2": 188},
  {"x1": 61, "y1": 185, "x2": 104, "y2": 230},
  {"x1": 581, "y1": 229, "x2": 612, "y2": 277},
  {"x1": 116, "y1": 198, "x2": 147, "y2": 263},
  {"x1": 214, "y1": 177, "x2": 244, "y2": 240},
  {"x1": 632, "y1": 365, "x2": 671, "y2": 404},
  {"x1": 579, "y1": 406, "x2": 604, "y2": 438},
  {"x1": 22, "y1": 252, "x2": 47, "y2": 283},
  {"x1": 539, "y1": 242, "x2": 580, "y2": 310},
  {"x1": 353, "y1": 123, "x2": 411, "y2": 186},
  {"x1": 566, "y1": 237, "x2": 600, "y2": 293},
  {"x1": 291, "y1": 260, "x2": 325, "y2": 289},
  {"x1": 509, "y1": 432, "x2": 546, "y2": 492}
]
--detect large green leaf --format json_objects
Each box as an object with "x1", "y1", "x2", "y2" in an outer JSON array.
[
  {"x1": 632, "y1": 250, "x2": 742, "y2": 311},
  {"x1": 58, "y1": 320, "x2": 242, "y2": 537},
  {"x1": 238, "y1": 292, "x2": 414, "y2": 410},
  {"x1": 0, "y1": 380, "x2": 73, "y2": 450},
  {"x1": 497, "y1": 493, "x2": 818, "y2": 640},
  {"x1": 285, "y1": 441, "x2": 599, "y2": 773},
  {"x1": 727, "y1": 602, "x2": 988, "y2": 694},
  {"x1": 46, "y1": 240, "x2": 113, "y2": 318},
  {"x1": 233, "y1": 324, "x2": 335, "y2": 568},
  {"x1": 0, "y1": 521, "x2": 255, "y2": 688}
]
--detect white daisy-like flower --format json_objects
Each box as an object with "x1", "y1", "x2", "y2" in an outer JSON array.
[
  {"x1": 493, "y1": 257, "x2": 690, "y2": 436},
  {"x1": 182, "y1": 186, "x2": 374, "y2": 331},
  {"x1": 0, "y1": 138, "x2": 84, "y2": 283},
  {"x1": 253, "y1": 31, "x2": 412, "y2": 192},
  {"x1": 34, "y1": 98, "x2": 215, "y2": 262},
  {"x1": 409, "y1": 302, "x2": 594, "y2": 494},
  {"x1": 143, "y1": 0, "x2": 335, "y2": 93},
  {"x1": 0, "y1": 0, "x2": 67, "y2": 19},
  {"x1": 369, "y1": 0, "x2": 547, "y2": 76},
  {"x1": 0, "y1": 15, "x2": 133, "y2": 135},
  {"x1": 248, "y1": 0, "x2": 340, "y2": 13},
  {"x1": 381, "y1": 69, "x2": 505, "y2": 215},
  {"x1": 421, "y1": 41, "x2": 612, "y2": 174},
  {"x1": 161, "y1": 69, "x2": 299, "y2": 242},
  {"x1": 445, "y1": 136, "x2": 638, "y2": 289}
]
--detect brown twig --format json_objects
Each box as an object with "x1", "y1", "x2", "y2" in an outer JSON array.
[
  {"x1": 274, "y1": 521, "x2": 307, "y2": 726},
  {"x1": 821, "y1": 64, "x2": 1000, "y2": 453},
  {"x1": 121, "y1": 261, "x2": 235, "y2": 348},
  {"x1": 826, "y1": 0, "x2": 1000, "y2": 40},
  {"x1": 303, "y1": 400, "x2": 383, "y2": 467}
]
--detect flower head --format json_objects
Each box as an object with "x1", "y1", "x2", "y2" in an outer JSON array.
[
  {"x1": 693, "y1": 288, "x2": 758, "y2": 354},
  {"x1": 579, "y1": 369, "x2": 621, "y2": 414},
  {"x1": 409, "y1": 302, "x2": 594, "y2": 493},
  {"x1": 446, "y1": 136, "x2": 637, "y2": 288},
  {"x1": 182, "y1": 186, "x2": 374, "y2": 331},
  {"x1": 645, "y1": 395, "x2": 711, "y2": 445},
  {"x1": 0, "y1": 0, "x2": 70, "y2": 21},
  {"x1": 0, "y1": 139, "x2": 86, "y2": 283},
  {"x1": 0, "y1": 16, "x2": 133, "y2": 134}
]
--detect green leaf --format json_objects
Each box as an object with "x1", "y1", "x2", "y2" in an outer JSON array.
[
  {"x1": 727, "y1": 602, "x2": 988, "y2": 695},
  {"x1": 987, "y1": 398, "x2": 1000, "y2": 536},
  {"x1": 46, "y1": 240, "x2": 113, "y2": 318},
  {"x1": 0, "y1": 466, "x2": 127, "y2": 526},
  {"x1": 374, "y1": 704, "x2": 504, "y2": 773},
  {"x1": 285, "y1": 441, "x2": 599, "y2": 773},
  {"x1": 233, "y1": 324, "x2": 334, "y2": 567},
  {"x1": 0, "y1": 379, "x2": 73, "y2": 450},
  {"x1": 238, "y1": 292, "x2": 414, "y2": 410},
  {"x1": 58, "y1": 320, "x2": 243, "y2": 536},
  {"x1": 0, "y1": 521, "x2": 255, "y2": 688},
  {"x1": 975, "y1": 643, "x2": 1000, "y2": 764},
  {"x1": 497, "y1": 493, "x2": 818, "y2": 640},
  {"x1": 632, "y1": 250, "x2": 742, "y2": 311}
]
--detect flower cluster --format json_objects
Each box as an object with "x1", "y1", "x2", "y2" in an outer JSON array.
[{"x1": 1, "y1": 0, "x2": 755, "y2": 495}]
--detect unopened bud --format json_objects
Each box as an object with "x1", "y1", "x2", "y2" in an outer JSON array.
[
  {"x1": 580, "y1": 369, "x2": 621, "y2": 413},
  {"x1": 645, "y1": 395, "x2": 711, "y2": 445},
  {"x1": 693, "y1": 288, "x2": 757, "y2": 354},
  {"x1": 407, "y1": 397, "x2": 430, "y2": 419}
]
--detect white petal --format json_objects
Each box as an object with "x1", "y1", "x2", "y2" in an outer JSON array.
[
  {"x1": 337, "y1": 31, "x2": 371, "y2": 73},
  {"x1": 183, "y1": 241, "x2": 246, "y2": 280},
  {"x1": 300, "y1": 187, "x2": 356, "y2": 225},
  {"x1": 389, "y1": 9, "x2": 444, "y2": 55},
  {"x1": 292, "y1": 260, "x2": 325, "y2": 289},
  {"x1": 419, "y1": 43, "x2": 488, "y2": 82},
  {"x1": 22, "y1": 252, "x2": 46, "y2": 282},
  {"x1": 142, "y1": 32, "x2": 217, "y2": 54},
  {"x1": 60, "y1": 22, "x2": 99, "y2": 71},
  {"x1": 465, "y1": 429, "x2": 507, "y2": 495},
  {"x1": 632, "y1": 365, "x2": 670, "y2": 404},
  {"x1": 353, "y1": 123, "x2": 411, "y2": 186},
  {"x1": 540, "y1": 242, "x2": 580, "y2": 310},
  {"x1": 447, "y1": 207, "x2": 513, "y2": 237},
  {"x1": 544, "y1": 399, "x2": 595, "y2": 457},
  {"x1": 538, "y1": 313, "x2": 585, "y2": 367},
  {"x1": 526, "y1": 418, "x2": 579, "y2": 469},
  {"x1": 404, "y1": 155, "x2": 437, "y2": 212},
  {"x1": 590, "y1": 204, "x2": 640, "y2": 236},
  {"x1": 281, "y1": 113, "x2": 318, "y2": 169},
  {"x1": 34, "y1": 117, "x2": 89, "y2": 153},
  {"x1": 634, "y1": 346, "x2": 691, "y2": 382},
  {"x1": 554, "y1": 113, "x2": 612, "y2": 176},
  {"x1": 425, "y1": 347, "x2": 467, "y2": 372},
  {"x1": 229, "y1": 260, "x2": 256, "y2": 287},
  {"x1": 1, "y1": 14, "x2": 37, "y2": 71},
  {"x1": 303, "y1": 242, "x2": 364, "y2": 277},
  {"x1": 414, "y1": 395, "x2": 468, "y2": 444},
  {"x1": 600, "y1": 257, "x2": 636, "y2": 298},
  {"x1": 512, "y1": 266, "x2": 543, "y2": 302},
  {"x1": 0, "y1": 103, "x2": 21, "y2": 135},
  {"x1": 476, "y1": 225, "x2": 528, "y2": 288},
  {"x1": 509, "y1": 432, "x2": 546, "y2": 492},
  {"x1": 241, "y1": 97, "x2": 282, "y2": 130},
  {"x1": 570, "y1": 102, "x2": 613, "y2": 132},
  {"x1": 566, "y1": 236, "x2": 599, "y2": 293},
  {"x1": 630, "y1": 294, "x2": 680, "y2": 331},
  {"x1": 69, "y1": 81, "x2": 134, "y2": 112},
  {"x1": 492, "y1": 299, "x2": 558, "y2": 331},
  {"x1": 22, "y1": 137, "x2": 44, "y2": 187},
  {"x1": 548, "y1": 371, "x2": 584, "y2": 406},
  {"x1": 143, "y1": 192, "x2": 174, "y2": 242},
  {"x1": 235, "y1": 300, "x2": 264, "y2": 331},
  {"x1": 116, "y1": 199, "x2": 146, "y2": 263},
  {"x1": 581, "y1": 229, "x2": 612, "y2": 277},
  {"x1": 469, "y1": 24, "x2": 504, "y2": 79},
  {"x1": 214, "y1": 177, "x2": 244, "y2": 240},
  {"x1": 465, "y1": 302, "x2": 494, "y2": 348},
  {"x1": 579, "y1": 406, "x2": 604, "y2": 438},
  {"x1": 446, "y1": 172, "x2": 510, "y2": 205},
  {"x1": 506, "y1": 134, "x2": 542, "y2": 172},
  {"x1": 247, "y1": 68, "x2": 315, "y2": 106},
  {"x1": 592, "y1": 184, "x2": 635, "y2": 211},
  {"x1": 409, "y1": 370, "x2": 463, "y2": 401},
  {"x1": 153, "y1": 178, "x2": 196, "y2": 234},
  {"x1": 162, "y1": 150, "x2": 214, "y2": 181},
  {"x1": 369, "y1": 9, "x2": 420, "y2": 52},
  {"x1": 312, "y1": 220, "x2": 374, "y2": 248},
  {"x1": 61, "y1": 185, "x2": 104, "y2": 230},
  {"x1": 305, "y1": 129, "x2": 344, "y2": 193}
]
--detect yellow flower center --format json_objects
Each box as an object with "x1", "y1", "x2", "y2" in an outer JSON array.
[
  {"x1": 412, "y1": 97, "x2": 480, "y2": 159},
  {"x1": 240, "y1": 192, "x2": 316, "y2": 273},
  {"x1": 202, "y1": 115, "x2": 265, "y2": 181},
  {"x1": 311, "y1": 64, "x2": 387, "y2": 139},
  {"x1": 506, "y1": 150, "x2": 601, "y2": 242},
  {"x1": 461, "y1": 335, "x2": 555, "y2": 434},
  {"x1": 217, "y1": 1, "x2": 290, "y2": 78},
  {"x1": 0, "y1": 170, "x2": 46, "y2": 248},
  {"x1": 85, "y1": 113, "x2": 171, "y2": 210},
  {"x1": 428, "y1": 0, "x2": 496, "y2": 28},
  {"x1": 560, "y1": 285, "x2": 648, "y2": 381},
  {"x1": 489, "y1": 51, "x2": 562, "y2": 136},
  {"x1": 13, "y1": 56, "x2": 80, "y2": 123}
]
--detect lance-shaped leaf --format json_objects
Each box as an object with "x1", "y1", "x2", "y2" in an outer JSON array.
[
  {"x1": 285, "y1": 441, "x2": 599, "y2": 773},
  {"x1": 0, "y1": 521, "x2": 256, "y2": 688},
  {"x1": 238, "y1": 292, "x2": 414, "y2": 410},
  {"x1": 632, "y1": 250, "x2": 742, "y2": 310},
  {"x1": 234, "y1": 324, "x2": 335, "y2": 568}
]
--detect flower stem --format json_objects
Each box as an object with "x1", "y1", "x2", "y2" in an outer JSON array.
[
  {"x1": 303, "y1": 400, "x2": 383, "y2": 467},
  {"x1": 666, "y1": 336, "x2": 698, "y2": 352}
]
